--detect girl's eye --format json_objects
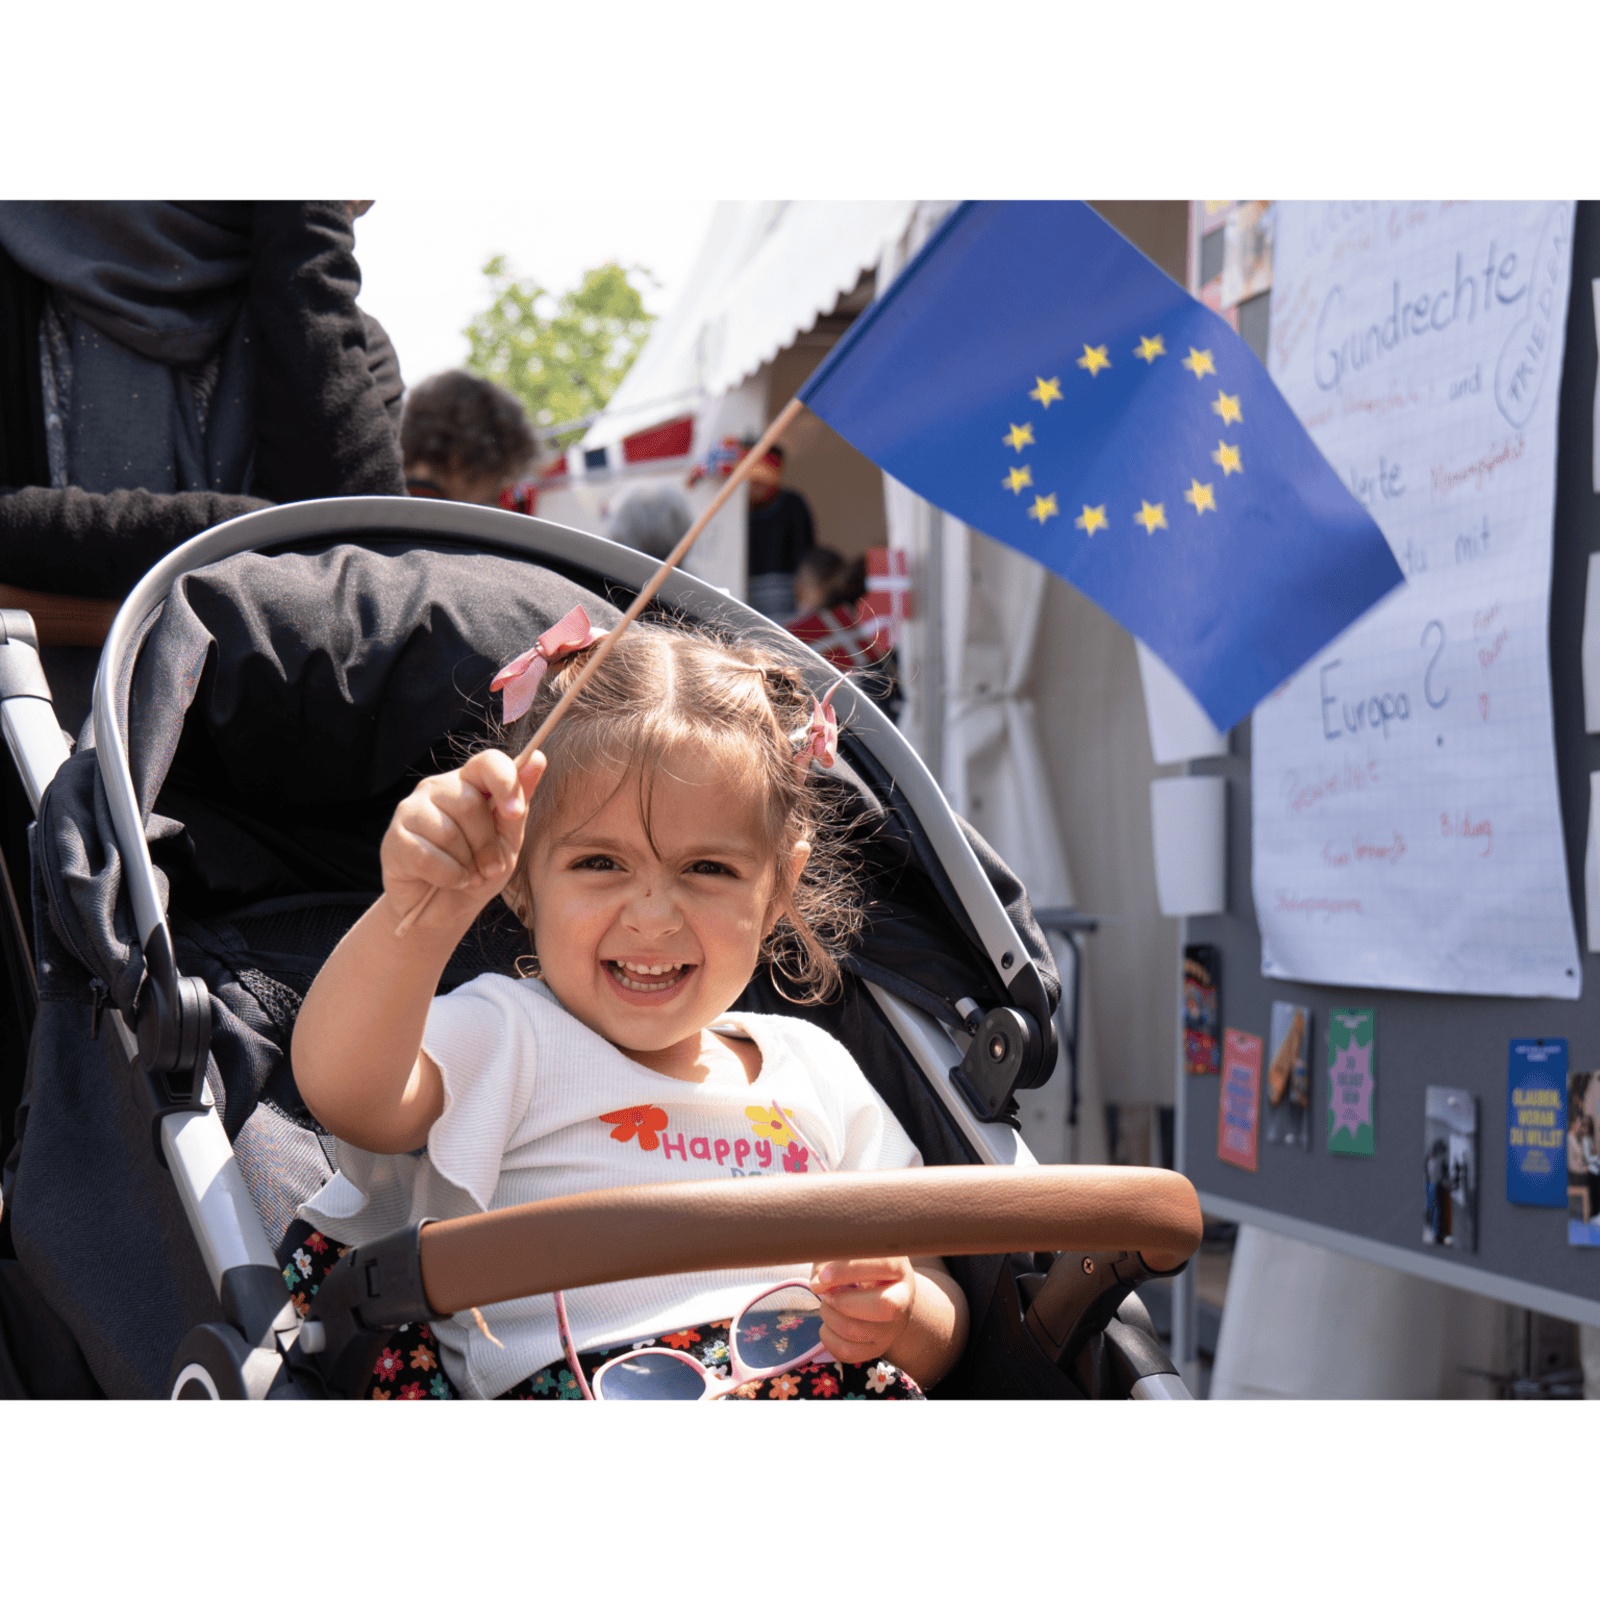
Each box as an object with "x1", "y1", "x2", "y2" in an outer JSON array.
[
  {"x1": 687, "y1": 860, "x2": 734, "y2": 877},
  {"x1": 572, "y1": 855, "x2": 618, "y2": 872}
]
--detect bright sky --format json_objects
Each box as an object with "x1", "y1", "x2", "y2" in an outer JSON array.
[{"x1": 351, "y1": 197, "x2": 719, "y2": 393}]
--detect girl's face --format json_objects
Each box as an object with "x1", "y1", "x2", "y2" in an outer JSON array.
[{"x1": 520, "y1": 755, "x2": 806, "y2": 1073}]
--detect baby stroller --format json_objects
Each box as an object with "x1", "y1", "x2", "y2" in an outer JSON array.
[{"x1": 0, "y1": 496, "x2": 1198, "y2": 1400}]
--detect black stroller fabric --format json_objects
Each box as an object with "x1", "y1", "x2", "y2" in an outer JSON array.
[{"x1": 5, "y1": 539, "x2": 1060, "y2": 1398}]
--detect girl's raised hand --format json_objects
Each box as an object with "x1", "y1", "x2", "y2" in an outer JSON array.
[
  {"x1": 381, "y1": 748, "x2": 546, "y2": 932},
  {"x1": 807, "y1": 1256, "x2": 917, "y2": 1366}
]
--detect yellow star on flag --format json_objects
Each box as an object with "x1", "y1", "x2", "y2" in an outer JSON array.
[
  {"x1": 1182, "y1": 347, "x2": 1216, "y2": 380},
  {"x1": 1134, "y1": 501, "x2": 1167, "y2": 535},
  {"x1": 1004, "y1": 464, "x2": 1033, "y2": 494},
  {"x1": 1212, "y1": 439, "x2": 1242, "y2": 476},
  {"x1": 1134, "y1": 334, "x2": 1165, "y2": 364},
  {"x1": 1075, "y1": 504, "x2": 1108, "y2": 536},
  {"x1": 1212, "y1": 390, "x2": 1242, "y2": 427},
  {"x1": 1184, "y1": 479, "x2": 1217, "y2": 515},
  {"x1": 1029, "y1": 376, "x2": 1062, "y2": 408},
  {"x1": 1027, "y1": 493, "x2": 1059, "y2": 525},
  {"x1": 1076, "y1": 344, "x2": 1111, "y2": 377},
  {"x1": 1004, "y1": 422, "x2": 1035, "y2": 452}
]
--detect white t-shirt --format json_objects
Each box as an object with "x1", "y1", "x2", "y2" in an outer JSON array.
[{"x1": 298, "y1": 973, "x2": 922, "y2": 1398}]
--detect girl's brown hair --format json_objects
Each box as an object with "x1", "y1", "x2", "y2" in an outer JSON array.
[{"x1": 497, "y1": 620, "x2": 863, "y2": 1003}]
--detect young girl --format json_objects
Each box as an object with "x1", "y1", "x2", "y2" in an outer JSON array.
[{"x1": 287, "y1": 610, "x2": 969, "y2": 1400}]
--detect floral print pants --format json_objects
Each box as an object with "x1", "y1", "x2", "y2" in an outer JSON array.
[{"x1": 280, "y1": 1220, "x2": 923, "y2": 1400}]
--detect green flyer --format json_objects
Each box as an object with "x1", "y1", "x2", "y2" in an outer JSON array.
[{"x1": 1327, "y1": 1009, "x2": 1376, "y2": 1157}]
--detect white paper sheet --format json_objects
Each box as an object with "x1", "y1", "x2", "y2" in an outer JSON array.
[
  {"x1": 1591, "y1": 278, "x2": 1600, "y2": 494},
  {"x1": 1583, "y1": 553, "x2": 1600, "y2": 733},
  {"x1": 1586, "y1": 772, "x2": 1600, "y2": 953},
  {"x1": 1136, "y1": 639, "x2": 1229, "y2": 765},
  {"x1": 1253, "y1": 202, "x2": 1581, "y2": 999},
  {"x1": 1151, "y1": 775, "x2": 1227, "y2": 916}
]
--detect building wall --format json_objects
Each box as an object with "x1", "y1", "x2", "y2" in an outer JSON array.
[{"x1": 763, "y1": 343, "x2": 889, "y2": 564}]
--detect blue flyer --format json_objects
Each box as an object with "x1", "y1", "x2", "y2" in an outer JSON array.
[{"x1": 1507, "y1": 1039, "x2": 1566, "y2": 1207}]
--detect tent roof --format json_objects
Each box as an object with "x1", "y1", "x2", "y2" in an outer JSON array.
[{"x1": 582, "y1": 200, "x2": 917, "y2": 451}]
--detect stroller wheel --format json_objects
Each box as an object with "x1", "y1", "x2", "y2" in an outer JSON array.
[{"x1": 168, "y1": 1322, "x2": 285, "y2": 1400}]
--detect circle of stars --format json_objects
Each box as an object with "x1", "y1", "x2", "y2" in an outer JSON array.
[{"x1": 1001, "y1": 333, "x2": 1244, "y2": 544}]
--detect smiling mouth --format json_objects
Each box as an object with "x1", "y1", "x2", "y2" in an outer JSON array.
[{"x1": 605, "y1": 960, "x2": 693, "y2": 994}]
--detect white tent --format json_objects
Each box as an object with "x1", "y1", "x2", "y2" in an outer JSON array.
[{"x1": 581, "y1": 201, "x2": 919, "y2": 452}]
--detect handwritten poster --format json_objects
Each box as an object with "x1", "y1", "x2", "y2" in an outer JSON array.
[{"x1": 1254, "y1": 202, "x2": 1581, "y2": 998}]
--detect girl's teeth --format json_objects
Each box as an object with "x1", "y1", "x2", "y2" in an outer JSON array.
[{"x1": 610, "y1": 960, "x2": 686, "y2": 992}]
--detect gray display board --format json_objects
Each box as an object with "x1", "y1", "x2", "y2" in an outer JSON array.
[{"x1": 1180, "y1": 201, "x2": 1600, "y2": 1327}]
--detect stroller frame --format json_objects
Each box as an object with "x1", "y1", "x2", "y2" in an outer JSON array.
[{"x1": 1, "y1": 497, "x2": 1193, "y2": 1399}]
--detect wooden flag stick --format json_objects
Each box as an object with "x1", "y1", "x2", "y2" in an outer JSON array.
[{"x1": 395, "y1": 396, "x2": 806, "y2": 937}]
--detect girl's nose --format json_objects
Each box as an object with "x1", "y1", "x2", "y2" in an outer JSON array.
[{"x1": 622, "y1": 878, "x2": 682, "y2": 933}]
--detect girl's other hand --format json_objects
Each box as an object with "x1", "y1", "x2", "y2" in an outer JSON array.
[
  {"x1": 807, "y1": 1256, "x2": 916, "y2": 1366},
  {"x1": 381, "y1": 748, "x2": 546, "y2": 930}
]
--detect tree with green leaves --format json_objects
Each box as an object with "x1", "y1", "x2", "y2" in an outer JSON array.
[{"x1": 463, "y1": 257, "x2": 655, "y2": 451}]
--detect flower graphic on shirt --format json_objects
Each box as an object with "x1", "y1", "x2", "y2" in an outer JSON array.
[
  {"x1": 598, "y1": 1104, "x2": 670, "y2": 1151},
  {"x1": 781, "y1": 1143, "x2": 811, "y2": 1174},
  {"x1": 745, "y1": 1102, "x2": 800, "y2": 1147},
  {"x1": 373, "y1": 1348, "x2": 406, "y2": 1383},
  {"x1": 865, "y1": 1361, "x2": 896, "y2": 1394},
  {"x1": 769, "y1": 1373, "x2": 802, "y2": 1400}
]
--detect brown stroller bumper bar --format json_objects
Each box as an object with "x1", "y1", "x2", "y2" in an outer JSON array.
[
  {"x1": 280, "y1": 1166, "x2": 1201, "y2": 1400},
  {"x1": 418, "y1": 1164, "x2": 1202, "y2": 1312}
]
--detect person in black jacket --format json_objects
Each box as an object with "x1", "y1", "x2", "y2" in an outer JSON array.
[
  {"x1": 0, "y1": 202, "x2": 404, "y2": 654},
  {"x1": 0, "y1": 203, "x2": 407, "y2": 1283}
]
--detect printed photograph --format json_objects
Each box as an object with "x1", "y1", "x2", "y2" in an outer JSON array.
[
  {"x1": 1220, "y1": 200, "x2": 1274, "y2": 308},
  {"x1": 1183, "y1": 944, "x2": 1220, "y2": 1074},
  {"x1": 1568, "y1": 1070, "x2": 1600, "y2": 1246},
  {"x1": 1422, "y1": 1086, "x2": 1477, "y2": 1253},
  {"x1": 1264, "y1": 1001, "x2": 1311, "y2": 1150}
]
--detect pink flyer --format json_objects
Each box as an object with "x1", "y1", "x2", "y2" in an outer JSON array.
[{"x1": 1218, "y1": 1028, "x2": 1263, "y2": 1172}]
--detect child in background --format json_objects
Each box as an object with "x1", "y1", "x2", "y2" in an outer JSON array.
[{"x1": 286, "y1": 612, "x2": 967, "y2": 1398}]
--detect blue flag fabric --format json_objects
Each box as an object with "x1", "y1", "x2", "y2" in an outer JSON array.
[{"x1": 798, "y1": 202, "x2": 1404, "y2": 732}]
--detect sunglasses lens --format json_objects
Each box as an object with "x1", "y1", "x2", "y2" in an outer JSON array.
[
  {"x1": 592, "y1": 1349, "x2": 709, "y2": 1401},
  {"x1": 734, "y1": 1285, "x2": 825, "y2": 1372}
]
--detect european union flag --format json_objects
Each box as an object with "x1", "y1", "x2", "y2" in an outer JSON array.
[{"x1": 798, "y1": 202, "x2": 1404, "y2": 732}]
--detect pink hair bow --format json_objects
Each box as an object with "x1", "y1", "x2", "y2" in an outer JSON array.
[
  {"x1": 491, "y1": 605, "x2": 608, "y2": 722},
  {"x1": 795, "y1": 683, "x2": 840, "y2": 770}
]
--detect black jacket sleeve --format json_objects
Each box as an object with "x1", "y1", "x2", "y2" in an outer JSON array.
[
  {"x1": 0, "y1": 486, "x2": 272, "y2": 598},
  {"x1": 361, "y1": 310, "x2": 405, "y2": 436},
  {"x1": 0, "y1": 241, "x2": 49, "y2": 492},
  {"x1": 247, "y1": 203, "x2": 406, "y2": 503}
]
